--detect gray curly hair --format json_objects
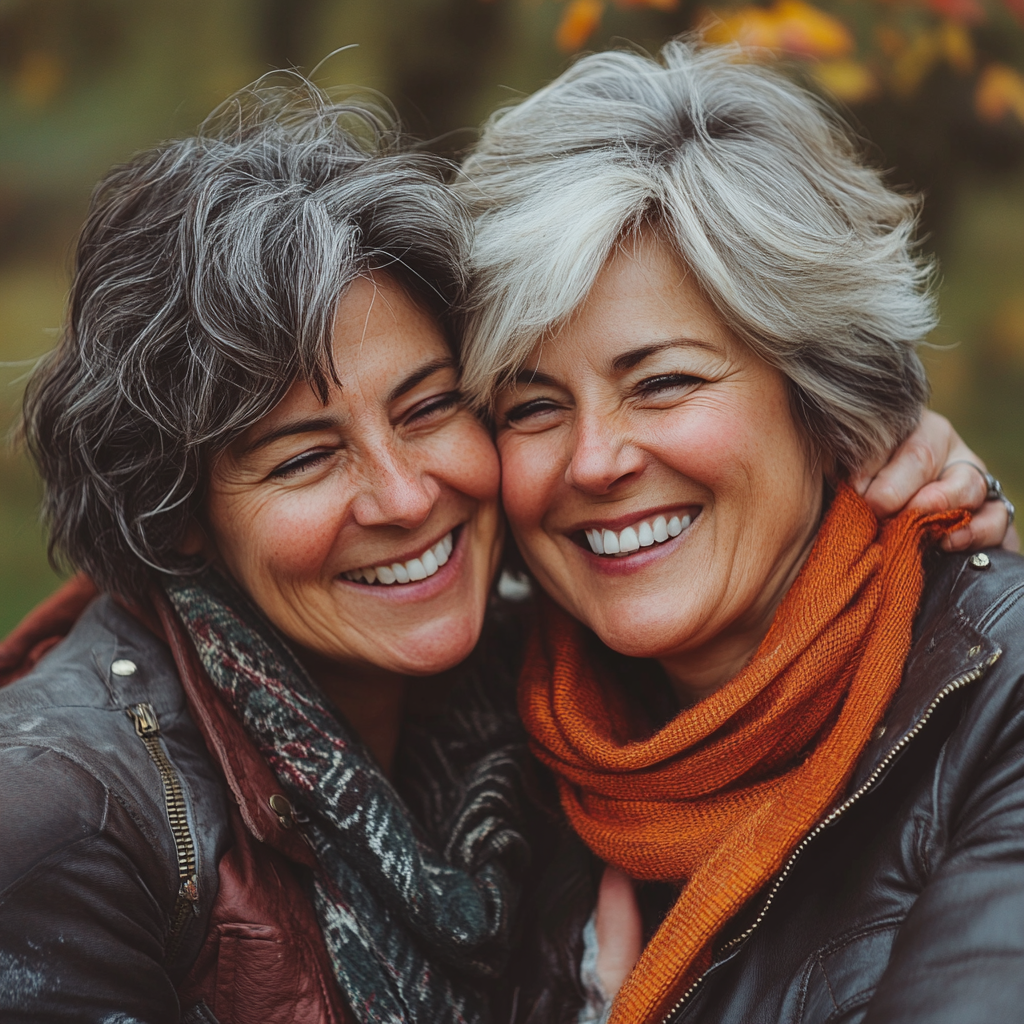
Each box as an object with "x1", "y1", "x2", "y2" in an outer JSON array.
[
  {"x1": 457, "y1": 39, "x2": 934, "y2": 473},
  {"x1": 23, "y1": 80, "x2": 472, "y2": 598}
]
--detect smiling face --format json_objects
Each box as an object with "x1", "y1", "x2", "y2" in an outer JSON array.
[
  {"x1": 495, "y1": 231, "x2": 824, "y2": 698},
  {"x1": 203, "y1": 274, "x2": 502, "y2": 679}
]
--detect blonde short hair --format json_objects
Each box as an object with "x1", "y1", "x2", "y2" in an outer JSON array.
[{"x1": 458, "y1": 39, "x2": 934, "y2": 473}]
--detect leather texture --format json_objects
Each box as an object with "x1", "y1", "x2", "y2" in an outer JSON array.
[
  {"x1": 0, "y1": 593, "x2": 346, "y2": 1023},
  {"x1": 672, "y1": 547, "x2": 1024, "y2": 1024}
]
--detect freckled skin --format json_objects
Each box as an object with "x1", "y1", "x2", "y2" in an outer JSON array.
[
  {"x1": 202, "y1": 275, "x2": 502, "y2": 683},
  {"x1": 495, "y1": 232, "x2": 823, "y2": 702}
]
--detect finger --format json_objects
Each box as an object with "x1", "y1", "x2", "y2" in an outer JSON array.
[
  {"x1": 861, "y1": 432, "x2": 945, "y2": 518},
  {"x1": 849, "y1": 453, "x2": 888, "y2": 497},
  {"x1": 905, "y1": 462, "x2": 988, "y2": 515},
  {"x1": 939, "y1": 498, "x2": 1009, "y2": 552},
  {"x1": 595, "y1": 864, "x2": 643, "y2": 998},
  {"x1": 1004, "y1": 524, "x2": 1021, "y2": 554}
]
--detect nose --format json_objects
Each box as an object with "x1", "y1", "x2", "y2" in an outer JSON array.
[
  {"x1": 565, "y1": 409, "x2": 646, "y2": 495},
  {"x1": 350, "y1": 441, "x2": 438, "y2": 529}
]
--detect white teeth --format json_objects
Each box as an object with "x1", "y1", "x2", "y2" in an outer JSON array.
[
  {"x1": 343, "y1": 531, "x2": 454, "y2": 586},
  {"x1": 586, "y1": 514, "x2": 693, "y2": 558},
  {"x1": 618, "y1": 526, "x2": 640, "y2": 553}
]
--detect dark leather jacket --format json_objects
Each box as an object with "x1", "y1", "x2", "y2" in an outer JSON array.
[
  {"x1": 670, "y1": 547, "x2": 1024, "y2": 1024},
  {"x1": 0, "y1": 583, "x2": 348, "y2": 1024}
]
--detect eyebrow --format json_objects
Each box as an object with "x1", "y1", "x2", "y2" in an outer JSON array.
[
  {"x1": 242, "y1": 415, "x2": 340, "y2": 455},
  {"x1": 386, "y1": 357, "x2": 457, "y2": 403},
  {"x1": 611, "y1": 338, "x2": 719, "y2": 373},
  {"x1": 508, "y1": 368, "x2": 562, "y2": 389}
]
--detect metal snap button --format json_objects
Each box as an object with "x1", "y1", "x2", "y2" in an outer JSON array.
[
  {"x1": 111, "y1": 659, "x2": 137, "y2": 676},
  {"x1": 269, "y1": 794, "x2": 294, "y2": 828},
  {"x1": 970, "y1": 553, "x2": 991, "y2": 570}
]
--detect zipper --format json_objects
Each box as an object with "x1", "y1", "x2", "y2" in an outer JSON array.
[
  {"x1": 660, "y1": 651, "x2": 1002, "y2": 1024},
  {"x1": 126, "y1": 701, "x2": 200, "y2": 960}
]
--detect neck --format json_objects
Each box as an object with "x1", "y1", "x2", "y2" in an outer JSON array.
[{"x1": 298, "y1": 650, "x2": 407, "y2": 777}]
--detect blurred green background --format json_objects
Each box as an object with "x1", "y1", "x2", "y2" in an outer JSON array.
[{"x1": 1, "y1": 0, "x2": 1023, "y2": 635}]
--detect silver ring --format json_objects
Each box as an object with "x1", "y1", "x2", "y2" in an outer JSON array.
[{"x1": 941, "y1": 460, "x2": 1015, "y2": 526}]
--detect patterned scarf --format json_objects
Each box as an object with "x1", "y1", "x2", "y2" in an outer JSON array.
[
  {"x1": 165, "y1": 569, "x2": 533, "y2": 1024},
  {"x1": 519, "y1": 485, "x2": 967, "y2": 1024}
]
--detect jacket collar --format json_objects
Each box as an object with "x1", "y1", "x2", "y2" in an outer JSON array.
[
  {"x1": 151, "y1": 589, "x2": 318, "y2": 868},
  {"x1": 848, "y1": 550, "x2": 1003, "y2": 792}
]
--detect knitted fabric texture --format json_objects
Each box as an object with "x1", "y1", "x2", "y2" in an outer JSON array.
[
  {"x1": 519, "y1": 485, "x2": 966, "y2": 1024},
  {"x1": 165, "y1": 569, "x2": 532, "y2": 1024}
]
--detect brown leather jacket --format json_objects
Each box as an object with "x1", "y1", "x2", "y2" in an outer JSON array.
[{"x1": 0, "y1": 578, "x2": 347, "y2": 1024}]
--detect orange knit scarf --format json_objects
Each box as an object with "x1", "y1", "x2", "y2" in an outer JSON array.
[{"x1": 519, "y1": 485, "x2": 966, "y2": 1024}]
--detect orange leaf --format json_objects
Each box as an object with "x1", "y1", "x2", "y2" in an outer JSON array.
[
  {"x1": 556, "y1": 0, "x2": 605, "y2": 52},
  {"x1": 705, "y1": 1, "x2": 853, "y2": 59},
  {"x1": 774, "y1": 0, "x2": 854, "y2": 58},
  {"x1": 975, "y1": 63, "x2": 1024, "y2": 122},
  {"x1": 705, "y1": 8, "x2": 783, "y2": 50}
]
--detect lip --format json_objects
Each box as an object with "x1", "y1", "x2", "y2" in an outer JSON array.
[
  {"x1": 341, "y1": 525, "x2": 460, "y2": 574},
  {"x1": 333, "y1": 524, "x2": 468, "y2": 603},
  {"x1": 569, "y1": 503, "x2": 701, "y2": 535},
  {"x1": 570, "y1": 509, "x2": 700, "y2": 576}
]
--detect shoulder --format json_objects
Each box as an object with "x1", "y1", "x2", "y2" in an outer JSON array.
[{"x1": 0, "y1": 594, "x2": 229, "y2": 973}]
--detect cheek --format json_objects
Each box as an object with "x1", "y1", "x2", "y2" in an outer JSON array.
[
  {"x1": 497, "y1": 434, "x2": 558, "y2": 534},
  {"x1": 438, "y1": 419, "x2": 502, "y2": 503},
  {"x1": 647, "y1": 387, "x2": 805, "y2": 495},
  {"x1": 209, "y1": 484, "x2": 344, "y2": 585}
]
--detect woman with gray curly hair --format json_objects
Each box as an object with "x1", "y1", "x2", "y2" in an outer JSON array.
[
  {"x1": 0, "y1": 85, "x2": 542, "y2": 1024},
  {"x1": 458, "y1": 39, "x2": 1024, "y2": 1024}
]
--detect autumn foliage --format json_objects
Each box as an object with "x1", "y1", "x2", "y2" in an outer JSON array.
[{"x1": 549, "y1": 0, "x2": 1024, "y2": 124}]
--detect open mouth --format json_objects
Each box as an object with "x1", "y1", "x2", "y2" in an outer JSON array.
[
  {"x1": 578, "y1": 511, "x2": 696, "y2": 558},
  {"x1": 341, "y1": 527, "x2": 459, "y2": 585}
]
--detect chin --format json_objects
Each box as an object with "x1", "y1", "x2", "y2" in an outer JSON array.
[
  {"x1": 583, "y1": 602, "x2": 696, "y2": 661},
  {"x1": 385, "y1": 613, "x2": 483, "y2": 677}
]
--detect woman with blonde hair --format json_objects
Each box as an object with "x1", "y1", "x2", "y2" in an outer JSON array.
[{"x1": 459, "y1": 39, "x2": 1023, "y2": 1024}]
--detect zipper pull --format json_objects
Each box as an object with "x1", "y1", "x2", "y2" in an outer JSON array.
[
  {"x1": 127, "y1": 702, "x2": 160, "y2": 737},
  {"x1": 180, "y1": 873, "x2": 200, "y2": 914}
]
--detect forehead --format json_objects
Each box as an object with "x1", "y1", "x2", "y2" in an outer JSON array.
[
  {"x1": 240, "y1": 275, "x2": 455, "y2": 438},
  {"x1": 522, "y1": 232, "x2": 733, "y2": 375},
  {"x1": 331, "y1": 275, "x2": 451, "y2": 374}
]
